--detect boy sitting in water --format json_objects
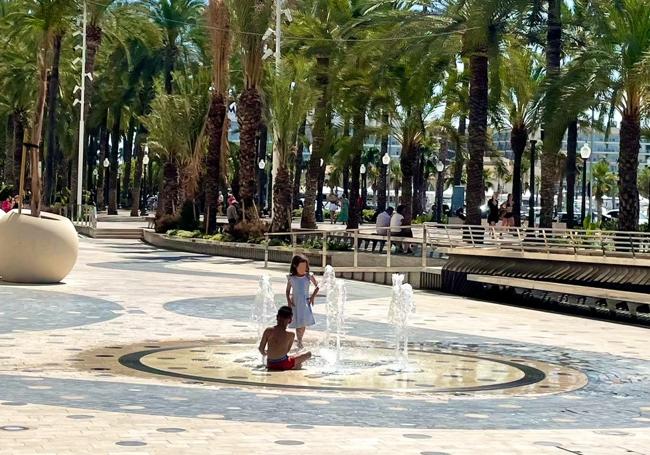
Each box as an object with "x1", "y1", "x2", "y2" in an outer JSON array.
[{"x1": 259, "y1": 306, "x2": 312, "y2": 371}]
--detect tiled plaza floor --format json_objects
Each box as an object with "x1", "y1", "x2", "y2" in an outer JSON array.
[{"x1": 1, "y1": 238, "x2": 650, "y2": 454}]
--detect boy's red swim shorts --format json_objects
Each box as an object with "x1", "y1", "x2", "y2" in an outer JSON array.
[{"x1": 267, "y1": 355, "x2": 296, "y2": 371}]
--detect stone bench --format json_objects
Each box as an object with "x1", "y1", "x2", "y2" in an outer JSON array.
[{"x1": 467, "y1": 274, "x2": 650, "y2": 316}]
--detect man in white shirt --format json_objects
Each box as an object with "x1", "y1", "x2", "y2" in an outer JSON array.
[
  {"x1": 373, "y1": 207, "x2": 393, "y2": 252},
  {"x1": 390, "y1": 205, "x2": 411, "y2": 253}
]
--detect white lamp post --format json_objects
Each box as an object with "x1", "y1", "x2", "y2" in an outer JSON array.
[
  {"x1": 382, "y1": 153, "x2": 391, "y2": 207},
  {"x1": 580, "y1": 143, "x2": 592, "y2": 223},
  {"x1": 436, "y1": 161, "x2": 445, "y2": 222}
]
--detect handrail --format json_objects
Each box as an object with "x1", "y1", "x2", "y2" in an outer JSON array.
[
  {"x1": 423, "y1": 223, "x2": 650, "y2": 259},
  {"x1": 262, "y1": 221, "x2": 650, "y2": 270},
  {"x1": 262, "y1": 225, "x2": 428, "y2": 270}
]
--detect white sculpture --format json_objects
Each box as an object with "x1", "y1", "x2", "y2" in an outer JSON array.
[{"x1": 0, "y1": 211, "x2": 79, "y2": 283}]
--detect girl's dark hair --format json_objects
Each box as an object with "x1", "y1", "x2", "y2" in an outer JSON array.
[{"x1": 290, "y1": 254, "x2": 310, "y2": 275}]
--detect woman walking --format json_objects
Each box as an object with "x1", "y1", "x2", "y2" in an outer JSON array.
[{"x1": 500, "y1": 193, "x2": 515, "y2": 228}]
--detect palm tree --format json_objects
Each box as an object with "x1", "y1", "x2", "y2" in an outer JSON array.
[
  {"x1": 594, "y1": 0, "x2": 650, "y2": 231},
  {"x1": 0, "y1": 44, "x2": 35, "y2": 193},
  {"x1": 438, "y1": 0, "x2": 529, "y2": 225},
  {"x1": 5, "y1": 0, "x2": 74, "y2": 216},
  {"x1": 592, "y1": 159, "x2": 616, "y2": 221},
  {"x1": 204, "y1": 0, "x2": 231, "y2": 233},
  {"x1": 265, "y1": 59, "x2": 316, "y2": 232},
  {"x1": 151, "y1": 0, "x2": 204, "y2": 95},
  {"x1": 227, "y1": 0, "x2": 273, "y2": 225},
  {"x1": 289, "y1": 0, "x2": 351, "y2": 229},
  {"x1": 499, "y1": 40, "x2": 543, "y2": 226},
  {"x1": 141, "y1": 75, "x2": 209, "y2": 218}
]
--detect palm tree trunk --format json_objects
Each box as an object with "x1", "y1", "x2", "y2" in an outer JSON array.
[
  {"x1": 122, "y1": 117, "x2": 136, "y2": 206},
  {"x1": 236, "y1": 87, "x2": 262, "y2": 223},
  {"x1": 511, "y1": 123, "x2": 527, "y2": 227},
  {"x1": 618, "y1": 108, "x2": 640, "y2": 231},
  {"x1": 158, "y1": 157, "x2": 180, "y2": 216},
  {"x1": 453, "y1": 115, "x2": 466, "y2": 186},
  {"x1": 205, "y1": 92, "x2": 227, "y2": 233},
  {"x1": 378, "y1": 112, "x2": 389, "y2": 212},
  {"x1": 412, "y1": 147, "x2": 423, "y2": 217},
  {"x1": 44, "y1": 32, "x2": 63, "y2": 207},
  {"x1": 4, "y1": 115, "x2": 14, "y2": 188},
  {"x1": 97, "y1": 125, "x2": 107, "y2": 210},
  {"x1": 400, "y1": 139, "x2": 415, "y2": 226},
  {"x1": 130, "y1": 126, "x2": 146, "y2": 217},
  {"x1": 540, "y1": 0, "x2": 564, "y2": 228},
  {"x1": 271, "y1": 163, "x2": 292, "y2": 232},
  {"x1": 466, "y1": 52, "x2": 488, "y2": 225},
  {"x1": 292, "y1": 120, "x2": 305, "y2": 210},
  {"x1": 108, "y1": 114, "x2": 120, "y2": 215},
  {"x1": 347, "y1": 111, "x2": 365, "y2": 229},
  {"x1": 86, "y1": 130, "x2": 96, "y2": 193},
  {"x1": 301, "y1": 56, "x2": 330, "y2": 229},
  {"x1": 316, "y1": 162, "x2": 325, "y2": 222},
  {"x1": 565, "y1": 119, "x2": 577, "y2": 228},
  {"x1": 12, "y1": 112, "x2": 25, "y2": 192}
]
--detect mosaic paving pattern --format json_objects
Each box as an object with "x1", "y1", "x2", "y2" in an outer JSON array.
[
  {"x1": 0, "y1": 238, "x2": 649, "y2": 454},
  {"x1": 0, "y1": 288, "x2": 122, "y2": 334},
  {"x1": 120, "y1": 341, "x2": 587, "y2": 394}
]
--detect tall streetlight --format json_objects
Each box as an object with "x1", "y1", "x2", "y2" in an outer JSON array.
[
  {"x1": 360, "y1": 163, "x2": 367, "y2": 208},
  {"x1": 435, "y1": 161, "x2": 445, "y2": 222},
  {"x1": 74, "y1": 1, "x2": 88, "y2": 219},
  {"x1": 103, "y1": 157, "x2": 109, "y2": 212},
  {"x1": 382, "y1": 152, "x2": 391, "y2": 208},
  {"x1": 258, "y1": 158, "x2": 266, "y2": 211},
  {"x1": 92, "y1": 168, "x2": 98, "y2": 204},
  {"x1": 141, "y1": 150, "x2": 149, "y2": 216},
  {"x1": 580, "y1": 142, "x2": 592, "y2": 224},
  {"x1": 528, "y1": 139, "x2": 537, "y2": 227}
]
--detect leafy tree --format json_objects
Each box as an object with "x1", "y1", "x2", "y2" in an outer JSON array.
[{"x1": 265, "y1": 58, "x2": 316, "y2": 232}]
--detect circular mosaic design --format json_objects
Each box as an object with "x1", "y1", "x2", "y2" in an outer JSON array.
[
  {"x1": 0, "y1": 288, "x2": 122, "y2": 334},
  {"x1": 119, "y1": 341, "x2": 587, "y2": 395}
]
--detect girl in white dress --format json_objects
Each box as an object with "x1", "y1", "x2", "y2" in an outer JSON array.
[{"x1": 286, "y1": 254, "x2": 319, "y2": 350}]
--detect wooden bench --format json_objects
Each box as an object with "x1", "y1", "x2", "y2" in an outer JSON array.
[{"x1": 467, "y1": 274, "x2": 650, "y2": 316}]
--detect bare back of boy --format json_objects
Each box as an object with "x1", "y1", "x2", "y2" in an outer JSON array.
[{"x1": 260, "y1": 327, "x2": 311, "y2": 370}]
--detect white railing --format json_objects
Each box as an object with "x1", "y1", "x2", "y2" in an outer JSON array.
[
  {"x1": 74, "y1": 205, "x2": 97, "y2": 229},
  {"x1": 261, "y1": 222, "x2": 650, "y2": 272},
  {"x1": 423, "y1": 223, "x2": 650, "y2": 258},
  {"x1": 263, "y1": 225, "x2": 430, "y2": 272}
]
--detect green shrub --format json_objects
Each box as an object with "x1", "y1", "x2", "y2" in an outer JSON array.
[
  {"x1": 172, "y1": 230, "x2": 202, "y2": 239},
  {"x1": 268, "y1": 238, "x2": 288, "y2": 247},
  {"x1": 362, "y1": 209, "x2": 376, "y2": 223},
  {"x1": 413, "y1": 214, "x2": 432, "y2": 225},
  {"x1": 292, "y1": 208, "x2": 303, "y2": 218}
]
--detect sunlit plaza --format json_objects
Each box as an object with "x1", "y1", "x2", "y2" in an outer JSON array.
[{"x1": 3, "y1": 0, "x2": 650, "y2": 454}]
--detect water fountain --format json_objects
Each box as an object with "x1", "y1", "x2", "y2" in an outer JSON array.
[
  {"x1": 251, "y1": 274, "x2": 277, "y2": 364},
  {"x1": 318, "y1": 267, "x2": 348, "y2": 372},
  {"x1": 321, "y1": 265, "x2": 337, "y2": 344},
  {"x1": 121, "y1": 272, "x2": 586, "y2": 395},
  {"x1": 388, "y1": 273, "x2": 417, "y2": 372}
]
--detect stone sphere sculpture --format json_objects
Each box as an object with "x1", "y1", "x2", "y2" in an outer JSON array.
[{"x1": 0, "y1": 211, "x2": 79, "y2": 283}]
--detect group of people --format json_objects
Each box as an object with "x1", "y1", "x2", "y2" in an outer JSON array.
[
  {"x1": 326, "y1": 193, "x2": 349, "y2": 224},
  {"x1": 1, "y1": 195, "x2": 18, "y2": 213},
  {"x1": 487, "y1": 193, "x2": 515, "y2": 227}
]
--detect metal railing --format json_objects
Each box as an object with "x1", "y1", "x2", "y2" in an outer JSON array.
[
  {"x1": 263, "y1": 225, "x2": 431, "y2": 272},
  {"x1": 423, "y1": 223, "x2": 650, "y2": 259},
  {"x1": 74, "y1": 205, "x2": 97, "y2": 229}
]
